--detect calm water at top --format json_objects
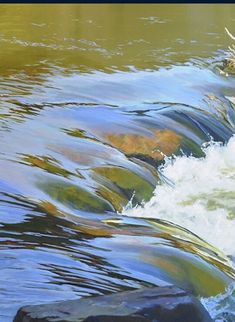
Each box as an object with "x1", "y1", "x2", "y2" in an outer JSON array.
[
  {"x1": 0, "y1": 4, "x2": 235, "y2": 73},
  {"x1": 0, "y1": 4, "x2": 235, "y2": 322}
]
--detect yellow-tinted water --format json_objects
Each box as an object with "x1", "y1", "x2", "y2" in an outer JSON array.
[{"x1": 0, "y1": 5, "x2": 235, "y2": 322}]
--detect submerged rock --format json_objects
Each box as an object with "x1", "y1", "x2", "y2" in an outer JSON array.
[
  {"x1": 105, "y1": 129, "x2": 182, "y2": 162},
  {"x1": 93, "y1": 166, "x2": 155, "y2": 206},
  {"x1": 13, "y1": 286, "x2": 212, "y2": 322},
  {"x1": 38, "y1": 179, "x2": 115, "y2": 213}
]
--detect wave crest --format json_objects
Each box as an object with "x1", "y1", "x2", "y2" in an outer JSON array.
[{"x1": 122, "y1": 136, "x2": 235, "y2": 257}]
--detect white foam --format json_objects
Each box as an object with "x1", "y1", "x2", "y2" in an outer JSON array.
[
  {"x1": 122, "y1": 136, "x2": 235, "y2": 257},
  {"x1": 201, "y1": 282, "x2": 235, "y2": 321}
]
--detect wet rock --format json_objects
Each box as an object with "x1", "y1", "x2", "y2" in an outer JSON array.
[
  {"x1": 13, "y1": 286, "x2": 213, "y2": 322},
  {"x1": 105, "y1": 129, "x2": 182, "y2": 162},
  {"x1": 93, "y1": 166, "x2": 154, "y2": 205},
  {"x1": 221, "y1": 28, "x2": 235, "y2": 75},
  {"x1": 20, "y1": 154, "x2": 76, "y2": 178},
  {"x1": 38, "y1": 179, "x2": 115, "y2": 213},
  {"x1": 83, "y1": 316, "x2": 151, "y2": 321},
  {"x1": 221, "y1": 58, "x2": 235, "y2": 75}
]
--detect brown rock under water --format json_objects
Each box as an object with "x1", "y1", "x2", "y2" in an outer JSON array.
[{"x1": 105, "y1": 129, "x2": 182, "y2": 161}]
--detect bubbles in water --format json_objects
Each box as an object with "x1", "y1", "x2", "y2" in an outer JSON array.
[
  {"x1": 122, "y1": 136, "x2": 235, "y2": 321},
  {"x1": 201, "y1": 283, "x2": 235, "y2": 322},
  {"x1": 122, "y1": 135, "x2": 235, "y2": 257}
]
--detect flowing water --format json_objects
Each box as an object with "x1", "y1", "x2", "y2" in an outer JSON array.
[{"x1": 0, "y1": 4, "x2": 235, "y2": 322}]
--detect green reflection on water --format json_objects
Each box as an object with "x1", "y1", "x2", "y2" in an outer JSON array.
[{"x1": 0, "y1": 5, "x2": 235, "y2": 321}]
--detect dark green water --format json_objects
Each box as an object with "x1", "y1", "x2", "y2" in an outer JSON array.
[{"x1": 0, "y1": 4, "x2": 235, "y2": 321}]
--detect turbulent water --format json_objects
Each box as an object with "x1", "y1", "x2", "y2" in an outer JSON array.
[
  {"x1": 123, "y1": 136, "x2": 235, "y2": 257},
  {"x1": 1, "y1": 4, "x2": 235, "y2": 322},
  {"x1": 123, "y1": 137, "x2": 235, "y2": 321},
  {"x1": 202, "y1": 282, "x2": 235, "y2": 322}
]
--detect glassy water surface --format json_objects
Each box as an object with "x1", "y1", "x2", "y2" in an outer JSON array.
[{"x1": 0, "y1": 4, "x2": 235, "y2": 321}]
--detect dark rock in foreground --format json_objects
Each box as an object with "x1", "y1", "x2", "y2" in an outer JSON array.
[{"x1": 13, "y1": 286, "x2": 213, "y2": 322}]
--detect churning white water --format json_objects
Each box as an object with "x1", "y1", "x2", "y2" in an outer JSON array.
[
  {"x1": 201, "y1": 282, "x2": 235, "y2": 322},
  {"x1": 123, "y1": 135, "x2": 235, "y2": 321},
  {"x1": 123, "y1": 135, "x2": 235, "y2": 257}
]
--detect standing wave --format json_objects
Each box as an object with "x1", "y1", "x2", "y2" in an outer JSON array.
[
  {"x1": 122, "y1": 136, "x2": 235, "y2": 257},
  {"x1": 122, "y1": 136, "x2": 235, "y2": 321}
]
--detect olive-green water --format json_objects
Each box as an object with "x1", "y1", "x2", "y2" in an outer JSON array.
[{"x1": 0, "y1": 4, "x2": 235, "y2": 321}]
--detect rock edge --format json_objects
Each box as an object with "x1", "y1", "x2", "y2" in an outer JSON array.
[{"x1": 13, "y1": 286, "x2": 213, "y2": 322}]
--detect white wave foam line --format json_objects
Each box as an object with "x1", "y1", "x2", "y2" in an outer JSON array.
[
  {"x1": 122, "y1": 136, "x2": 235, "y2": 256},
  {"x1": 201, "y1": 282, "x2": 235, "y2": 321}
]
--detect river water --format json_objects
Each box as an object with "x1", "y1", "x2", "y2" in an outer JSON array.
[{"x1": 0, "y1": 4, "x2": 235, "y2": 322}]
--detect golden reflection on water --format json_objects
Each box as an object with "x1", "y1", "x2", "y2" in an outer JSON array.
[
  {"x1": 0, "y1": 4, "x2": 235, "y2": 74},
  {"x1": 0, "y1": 5, "x2": 235, "y2": 321}
]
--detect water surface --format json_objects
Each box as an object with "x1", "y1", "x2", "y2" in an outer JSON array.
[{"x1": 0, "y1": 4, "x2": 235, "y2": 322}]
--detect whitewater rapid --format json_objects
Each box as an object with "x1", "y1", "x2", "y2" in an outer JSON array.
[
  {"x1": 123, "y1": 135, "x2": 235, "y2": 257},
  {"x1": 202, "y1": 282, "x2": 235, "y2": 322},
  {"x1": 122, "y1": 135, "x2": 235, "y2": 321}
]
